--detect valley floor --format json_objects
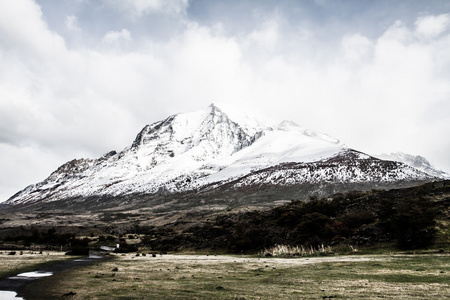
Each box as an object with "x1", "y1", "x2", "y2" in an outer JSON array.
[{"x1": 8, "y1": 252, "x2": 450, "y2": 299}]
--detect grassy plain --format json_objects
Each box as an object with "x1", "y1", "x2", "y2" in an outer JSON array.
[
  {"x1": 20, "y1": 253, "x2": 450, "y2": 299},
  {"x1": 0, "y1": 251, "x2": 69, "y2": 279}
]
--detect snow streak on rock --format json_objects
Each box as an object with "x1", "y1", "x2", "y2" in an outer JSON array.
[
  {"x1": 232, "y1": 150, "x2": 430, "y2": 188},
  {"x1": 375, "y1": 152, "x2": 450, "y2": 179}
]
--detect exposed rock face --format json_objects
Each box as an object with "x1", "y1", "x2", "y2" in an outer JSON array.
[
  {"x1": 6, "y1": 104, "x2": 437, "y2": 206},
  {"x1": 231, "y1": 150, "x2": 430, "y2": 188}
]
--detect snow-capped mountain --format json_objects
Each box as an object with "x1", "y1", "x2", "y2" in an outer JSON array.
[
  {"x1": 6, "y1": 104, "x2": 436, "y2": 206},
  {"x1": 375, "y1": 152, "x2": 450, "y2": 179}
]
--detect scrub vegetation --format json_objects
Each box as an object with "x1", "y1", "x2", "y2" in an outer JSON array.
[{"x1": 144, "y1": 180, "x2": 449, "y2": 253}]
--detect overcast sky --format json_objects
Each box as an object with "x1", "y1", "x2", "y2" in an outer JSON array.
[{"x1": 1, "y1": 0, "x2": 450, "y2": 202}]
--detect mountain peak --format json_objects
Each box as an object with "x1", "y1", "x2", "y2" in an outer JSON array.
[
  {"x1": 208, "y1": 102, "x2": 221, "y2": 111},
  {"x1": 5, "y1": 104, "x2": 436, "y2": 205},
  {"x1": 202, "y1": 102, "x2": 231, "y2": 125}
]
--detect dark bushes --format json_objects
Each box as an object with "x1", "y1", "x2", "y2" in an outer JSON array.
[
  {"x1": 378, "y1": 197, "x2": 437, "y2": 249},
  {"x1": 158, "y1": 182, "x2": 446, "y2": 252},
  {"x1": 4, "y1": 228, "x2": 76, "y2": 246},
  {"x1": 66, "y1": 238, "x2": 89, "y2": 255}
]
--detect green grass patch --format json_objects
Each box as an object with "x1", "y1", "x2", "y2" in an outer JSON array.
[{"x1": 25, "y1": 253, "x2": 450, "y2": 299}]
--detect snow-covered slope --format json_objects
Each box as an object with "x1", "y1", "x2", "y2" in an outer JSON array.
[
  {"x1": 6, "y1": 104, "x2": 435, "y2": 205},
  {"x1": 229, "y1": 150, "x2": 432, "y2": 188},
  {"x1": 375, "y1": 152, "x2": 450, "y2": 179}
]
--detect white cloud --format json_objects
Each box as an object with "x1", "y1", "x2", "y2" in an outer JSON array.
[
  {"x1": 341, "y1": 34, "x2": 373, "y2": 63},
  {"x1": 0, "y1": 143, "x2": 62, "y2": 202},
  {"x1": 0, "y1": 0, "x2": 450, "y2": 201},
  {"x1": 136, "y1": 0, "x2": 188, "y2": 15},
  {"x1": 105, "y1": 0, "x2": 189, "y2": 17},
  {"x1": 247, "y1": 20, "x2": 279, "y2": 53},
  {"x1": 0, "y1": 0, "x2": 66, "y2": 58},
  {"x1": 65, "y1": 15, "x2": 81, "y2": 31},
  {"x1": 337, "y1": 19, "x2": 450, "y2": 164},
  {"x1": 416, "y1": 13, "x2": 450, "y2": 38},
  {"x1": 102, "y1": 29, "x2": 132, "y2": 45}
]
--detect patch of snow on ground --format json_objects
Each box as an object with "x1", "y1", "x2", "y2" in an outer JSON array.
[
  {"x1": 0, "y1": 291, "x2": 23, "y2": 300},
  {"x1": 16, "y1": 271, "x2": 53, "y2": 278}
]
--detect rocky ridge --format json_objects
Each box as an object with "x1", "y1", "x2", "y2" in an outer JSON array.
[{"x1": 376, "y1": 152, "x2": 450, "y2": 179}]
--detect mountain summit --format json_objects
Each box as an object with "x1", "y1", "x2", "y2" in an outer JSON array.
[{"x1": 6, "y1": 104, "x2": 437, "y2": 206}]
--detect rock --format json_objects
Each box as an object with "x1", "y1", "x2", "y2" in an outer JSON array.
[{"x1": 62, "y1": 291, "x2": 77, "y2": 297}]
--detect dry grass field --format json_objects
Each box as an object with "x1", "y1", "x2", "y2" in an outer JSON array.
[
  {"x1": 17, "y1": 253, "x2": 450, "y2": 299},
  {"x1": 0, "y1": 251, "x2": 69, "y2": 279}
]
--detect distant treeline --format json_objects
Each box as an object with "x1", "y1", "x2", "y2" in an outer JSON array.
[{"x1": 4, "y1": 228, "x2": 75, "y2": 246}]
